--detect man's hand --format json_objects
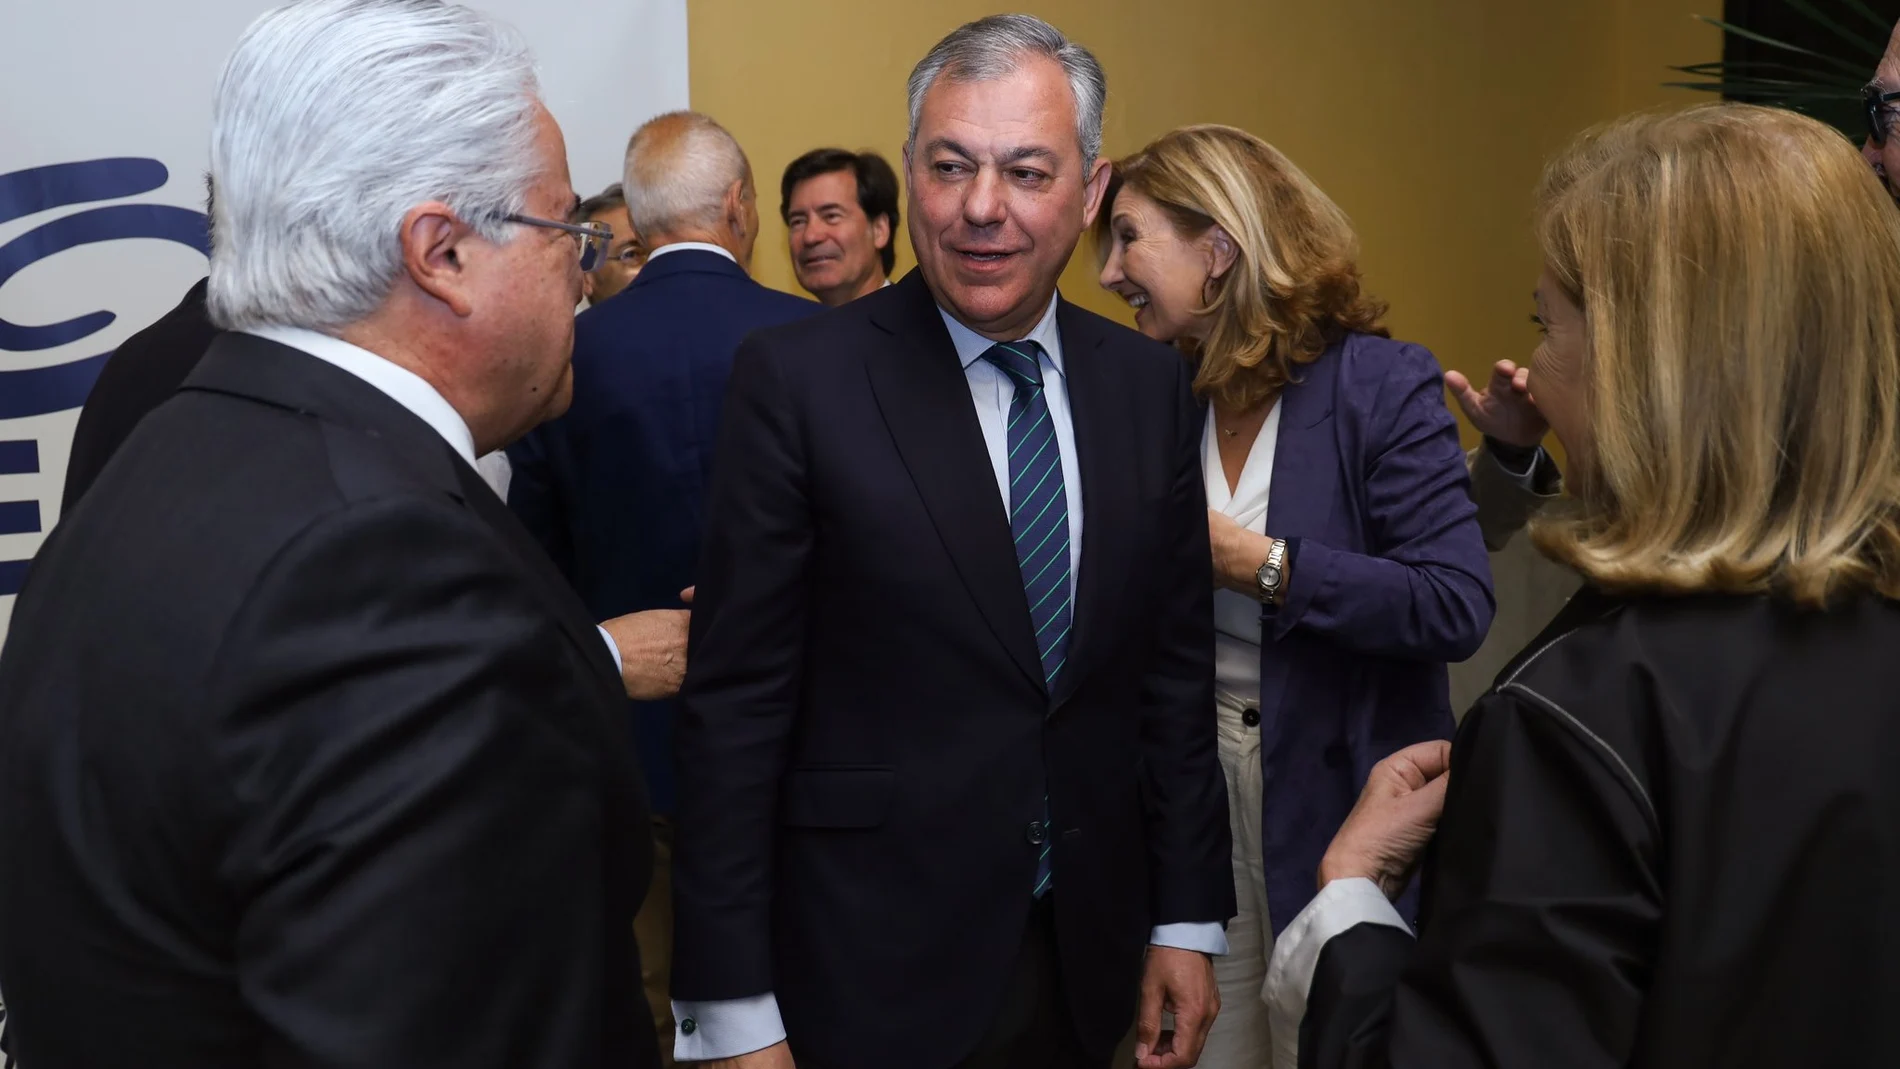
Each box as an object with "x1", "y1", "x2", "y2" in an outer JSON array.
[
  {"x1": 701, "y1": 1040, "x2": 795, "y2": 1069},
  {"x1": 1445, "y1": 359, "x2": 1547, "y2": 449},
  {"x1": 598, "y1": 605, "x2": 689, "y2": 700},
  {"x1": 1318, "y1": 740, "x2": 1453, "y2": 898},
  {"x1": 1135, "y1": 945, "x2": 1220, "y2": 1068}
]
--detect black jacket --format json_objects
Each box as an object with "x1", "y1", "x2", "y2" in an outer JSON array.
[
  {"x1": 0, "y1": 333, "x2": 657, "y2": 1069},
  {"x1": 671, "y1": 270, "x2": 1235, "y2": 1069},
  {"x1": 62, "y1": 277, "x2": 219, "y2": 510},
  {"x1": 1302, "y1": 585, "x2": 1900, "y2": 1068}
]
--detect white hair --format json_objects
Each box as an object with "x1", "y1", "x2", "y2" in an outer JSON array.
[
  {"x1": 208, "y1": 0, "x2": 543, "y2": 332},
  {"x1": 621, "y1": 111, "x2": 751, "y2": 240},
  {"x1": 906, "y1": 14, "x2": 1107, "y2": 168}
]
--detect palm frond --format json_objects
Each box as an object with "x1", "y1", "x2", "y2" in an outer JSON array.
[
  {"x1": 1694, "y1": 15, "x2": 1875, "y2": 76},
  {"x1": 1832, "y1": 0, "x2": 1898, "y2": 36},
  {"x1": 1781, "y1": 0, "x2": 1889, "y2": 60}
]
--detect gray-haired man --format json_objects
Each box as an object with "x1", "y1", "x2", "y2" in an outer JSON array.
[{"x1": 669, "y1": 14, "x2": 1234, "y2": 1069}]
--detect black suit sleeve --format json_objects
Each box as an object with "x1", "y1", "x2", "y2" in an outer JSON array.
[
  {"x1": 207, "y1": 497, "x2": 623, "y2": 1069},
  {"x1": 1141, "y1": 360, "x2": 1235, "y2": 926},
  {"x1": 670, "y1": 336, "x2": 811, "y2": 1000},
  {"x1": 1300, "y1": 690, "x2": 1663, "y2": 1069}
]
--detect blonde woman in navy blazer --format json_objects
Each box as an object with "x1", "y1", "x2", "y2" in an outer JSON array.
[{"x1": 1096, "y1": 125, "x2": 1493, "y2": 1067}]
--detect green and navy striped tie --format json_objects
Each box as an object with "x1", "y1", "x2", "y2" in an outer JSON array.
[{"x1": 982, "y1": 340, "x2": 1069, "y2": 898}]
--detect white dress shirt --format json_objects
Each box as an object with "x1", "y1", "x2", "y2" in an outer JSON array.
[
  {"x1": 672, "y1": 294, "x2": 1227, "y2": 1062},
  {"x1": 1263, "y1": 877, "x2": 1410, "y2": 1069},
  {"x1": 1205, "y1": 400, "x2": 1283, "y2": 704},
  {"x1": 644, "y1": 240, "x2": 738, "y2": 265},
  {"x1": 242, "y1": 324, "x2": 624, "y2": 675}
]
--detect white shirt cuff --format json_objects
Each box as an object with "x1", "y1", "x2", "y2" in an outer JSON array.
[
  {"x1": 672, "y1": 993, "x2": 787, "y2": 1062},
  {"x1": 1264, "y1": 877, "x2": 1411, "y2": 1069},
  {"x1": 595, "y1": 624, "x2": 624, "y2": 674},
  {"x1": 1150, "y1": 920, "x2": 1229, "y2": 956}
]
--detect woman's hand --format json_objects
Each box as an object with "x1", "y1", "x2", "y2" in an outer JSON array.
[
  {"x1": 1445, "y1": 360, "x2": 1547, "y2": 449},
  {"x1": 1318, "y1": 740, "x2": 1452, "y2": 898},
  {"x1": 1208, "y1": 510, "x2": 1271, "y2": 597}
]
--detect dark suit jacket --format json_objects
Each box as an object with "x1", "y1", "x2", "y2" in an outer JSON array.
[
  {"x1": 671, "y1": 271, "x2": 1235, "y2": 1069},
  {"x1": 1256, "y1": 334, "x2": 1494, "y2": 934},
  {"x1": 1301, "y1": 587, "x2": 1900, "y2": 1068},
  {"x1": 507, "y1": 249, "x2": 819, "y2": 814},
  {"x1": 0, "y1": 333, "x2": 657, "y2": 1069},
  {"x1": 62, "y1": 277, "x2": 219, "y2": 510}
]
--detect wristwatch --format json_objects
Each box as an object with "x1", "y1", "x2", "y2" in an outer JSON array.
[{"x1": 1255, "y1": 538, "x2": 1288, "y2": 605}]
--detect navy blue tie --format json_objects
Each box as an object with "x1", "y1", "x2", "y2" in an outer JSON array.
[{"x1": 983, "y1": 340, "x2": 1070, "y2": 898}]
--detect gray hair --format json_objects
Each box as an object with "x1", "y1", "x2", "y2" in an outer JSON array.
[
  {"x1": 905, "y1": 14, "x2": 1107, "y2": 168},
  {"x1": 622, "y1": 111, "x2": 751, "y2": 240},
  {"x1": 208, "y1": 0, "x2": 543, "y2": 332}
]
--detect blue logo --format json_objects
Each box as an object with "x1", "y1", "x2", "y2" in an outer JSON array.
[
  {"x1": 0, "y1": 157, "x2": 209, "y2": 597},
  {"x1": 0, "y1": 157, "x2": 210, "y2": 419}
]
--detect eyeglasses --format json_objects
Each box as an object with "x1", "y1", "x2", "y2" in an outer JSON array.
[
  {"x1": 504, "y1": 212, "x2": 612, "y2": 270},
  {"x1": 1865, "y1": 84, "x2": 1900, "y2": 146}
]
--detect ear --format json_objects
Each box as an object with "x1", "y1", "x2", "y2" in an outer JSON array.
[
  {"x1": 1205, "y1": 224, "x2": 1239, "y2": 281},
  {"x1": 1080, "y1": 157, "x2": 1113, "y2": 228},
  {"x1": 724, "y1": 178, "x2": 748, "y2": 239},
  {"x1": 400, "y1": 201, "x2": 478, "y2": 317},
  {"x1": 871, "y1": 213, "x2": 892, "y2": 251}
]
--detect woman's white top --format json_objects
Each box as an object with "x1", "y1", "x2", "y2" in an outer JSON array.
[{"x1": 1204, "y1": 399, "x2": 1283, "y2": 705}]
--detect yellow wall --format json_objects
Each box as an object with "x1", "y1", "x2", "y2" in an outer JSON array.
[{"x1": 688, "y1": 0, "x2": 1718, "y2": 445}]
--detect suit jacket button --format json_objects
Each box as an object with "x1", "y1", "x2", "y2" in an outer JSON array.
[
  {"x1": 1026, "y1": 820, "x2": 1047, "y2": 845},
  {"x1": 1241, "y1": 707, "x2": 1261, "y2": 727},
  {"x1": 679, "y1": 1018, "x2": 696, "y2": 1036}
]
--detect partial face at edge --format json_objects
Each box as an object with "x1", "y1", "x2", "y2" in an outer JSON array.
[{"x1": 1528, "y1": 264, "x2": 1587, "y2": 468}]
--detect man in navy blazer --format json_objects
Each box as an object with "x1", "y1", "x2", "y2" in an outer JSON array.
[
  {"x1": 505, "y1": 109, "x2": 819, "y2": 1061},
  {"x1": 668, "y1": 16, "x2": 1233, "y2": 1069}
]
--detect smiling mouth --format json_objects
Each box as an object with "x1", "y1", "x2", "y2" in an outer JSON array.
[{"x1": 1123, "y1": 292, "x2": 1149, "y2": 310}]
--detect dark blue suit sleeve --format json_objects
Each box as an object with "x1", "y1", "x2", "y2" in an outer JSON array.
[
  {"x1": 504, "y1": 427, "x2": 576, "y2": 583},
  {"x1": 1271, "y1": 344, "x2": 1495, "y2": 661}
]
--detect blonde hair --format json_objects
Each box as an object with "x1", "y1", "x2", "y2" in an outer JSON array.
[
  {"x1": 1532, "y1": 103, "x2": 1900, "y2": 607},
  {"x1": 1096, "y1": 124, "x2": 1387, "y2": 411}
]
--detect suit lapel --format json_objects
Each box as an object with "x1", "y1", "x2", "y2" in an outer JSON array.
[
  {"x1": 865, "y1": 273, "x2": 1046, "y2": 693},
  {"x1": 1050, "y1": 301, "x2": 1124, "y2": 711}
]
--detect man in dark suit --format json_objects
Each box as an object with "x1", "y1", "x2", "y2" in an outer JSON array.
[
  {"x1": 669, "y1": 16, "x2": 1234, "y2": 1069},
  {"x1": 61, "y1": 271, "x2": 217, "y2": 510},
  {"x1": 506, "y1": 109, "x2": 819, "y2": 1063},
  {"x1": 0, "y1": 2, "x2": 659, "y2": 1067}
]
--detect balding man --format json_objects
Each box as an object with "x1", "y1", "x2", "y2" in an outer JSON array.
[{"x1": 506, "y1": 109, "x2": 820, "y2": 1062}]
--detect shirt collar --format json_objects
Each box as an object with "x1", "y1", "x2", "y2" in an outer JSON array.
[
  {"x1": 242, "y1": 324, "x2": 479, "y2": 468},
  {"x1": 645, "y1": 241, "x2": 738, "y2": 265},
  {"x1": 938, "y1": 291, "x2": 1065, "y2": 378}
]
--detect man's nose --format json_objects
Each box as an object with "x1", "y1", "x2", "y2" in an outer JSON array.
[{"x1": 962, "y1": 169, "x2": 1007, "y2": 228}]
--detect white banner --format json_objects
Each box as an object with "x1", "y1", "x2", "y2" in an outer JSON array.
[{"x1": 0, "y1": 0, "x2": 691, "y2": 646}]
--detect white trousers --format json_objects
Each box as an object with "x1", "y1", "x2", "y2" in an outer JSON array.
[{"x1": 1198, "y1": 689, "x2": 1275, "y2": 1068}]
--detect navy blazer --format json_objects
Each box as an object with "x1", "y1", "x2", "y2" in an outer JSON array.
[
  {"x1": 1255, "y1": 332, "x2": 1493, "y2": 933},
  {"x1": 508, "y1": 249, "x2": 821, "y2": 812}
]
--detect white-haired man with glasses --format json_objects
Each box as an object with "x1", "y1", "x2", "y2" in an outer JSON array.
[{"x1": 0, "y1": 2, "x2": 661, "y2": 1067}]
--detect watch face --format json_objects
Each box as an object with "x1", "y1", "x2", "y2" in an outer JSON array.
[{"x1": 1263, "y1": 566, "x2": 1282, "y2": 586}]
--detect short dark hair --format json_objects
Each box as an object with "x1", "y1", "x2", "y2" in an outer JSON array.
[
  {"x1": 779, "y1": 148, "x2": 900, "y2": 275},
  {"x1": 575, "y1": 181, "x2": 626, "y2": 223}
]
